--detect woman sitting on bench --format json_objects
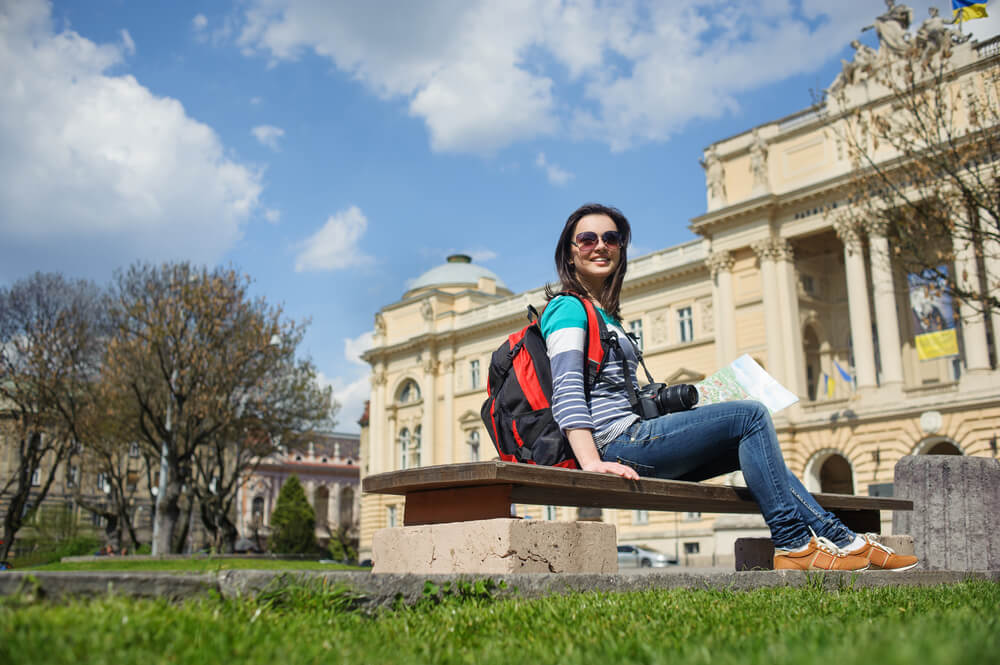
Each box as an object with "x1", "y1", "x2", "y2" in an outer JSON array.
[{"x1": 541, "y1": 202, "x2": 917, "y2": 572}]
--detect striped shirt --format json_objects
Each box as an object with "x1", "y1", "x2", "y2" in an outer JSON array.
[{"x1": 539, "y1": 296, "x2": 640, "y2": 448}]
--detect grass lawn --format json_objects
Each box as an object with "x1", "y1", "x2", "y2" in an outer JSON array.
[
  {"x1": 1, "y1": 579, "x2": 997, "y2": 665},
  {"x1": 23, "y1": 557, "x2": 365, "y2": 573}
]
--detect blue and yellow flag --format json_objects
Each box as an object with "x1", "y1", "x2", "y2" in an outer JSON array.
[{"x1": 953, "y1": 0, "x2": 989, "y2": 21}]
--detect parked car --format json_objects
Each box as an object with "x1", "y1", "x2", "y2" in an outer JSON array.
[{"x1": 617, "y1": 544, "x2": 678, "y2": 568}]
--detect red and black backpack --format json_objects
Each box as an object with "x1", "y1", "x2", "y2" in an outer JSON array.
[{"x1": 480, "y1": 292, "x2": 611, "y2": 468}]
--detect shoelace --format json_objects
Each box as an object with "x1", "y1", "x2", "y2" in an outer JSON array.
[
  {"x1": 815, "y1": 536, "x2": 847, "y2": 556},
  {"x1": 864, "y1": 533, "x2": 896, "y2": 554}
]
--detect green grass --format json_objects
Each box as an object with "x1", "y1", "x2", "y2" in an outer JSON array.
[
  {"x1": 1, "y1": 580, "x2": 997, "y2": 665},
  {"x1": 24, "y1": 558, "x2": 364, "y2": 573}
]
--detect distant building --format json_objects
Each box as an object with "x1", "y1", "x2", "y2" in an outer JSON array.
[{"x1": 236, "y1": 431, "x2": 361, "y2": 549}]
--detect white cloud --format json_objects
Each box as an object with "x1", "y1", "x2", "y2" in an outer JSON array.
[
  {"x1": 535, "y1": 152, "x2": 573, "y2": 186},
  {"x1": 250, "y1": 96, "x2": 262, "y2": 105},
  {"x1": 192, "y1": 13, "x2": 208, "y2": 31},
  {"x1": 251, "y1": 124, "x2": 285, "y2": 150},
  {"x1": 0, "y1": 0, "x2": 262, "y2": 281},
  {"x1": 234, "y1": 1, "x2": 928, "y2": 153},
  {"x1": 467, "y1": 249, "x2": 497, "y2": 263},
  {"x1": 119, "y1": 29, "x2": 135, "y2": 55},
  {"x1": 316, "y1": 329, "x2": 375, "y2": 432},
  {"x1": 294, "y1": 205, "x2": 373, "y2": 272},
  {"x1": 263, "y1": 208, "x2": 281, "y2": 224}
]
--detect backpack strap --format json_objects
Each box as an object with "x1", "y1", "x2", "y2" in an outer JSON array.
[{"x1": 552, "y1": 292, "x2": 610, "y2": 399}]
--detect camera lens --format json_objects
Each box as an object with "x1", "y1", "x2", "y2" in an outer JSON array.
[{"x1": 657, "y1": 384, "x2": 699, "y2": 413}]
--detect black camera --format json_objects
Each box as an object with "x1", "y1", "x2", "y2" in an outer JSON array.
[{"x1": 634, "y1": 382, "x2": 699, "y2": 420}]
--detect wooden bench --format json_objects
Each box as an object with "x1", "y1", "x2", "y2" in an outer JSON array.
[{"x1": 363, "y1": 460, "x2": 913, "y2": 534}]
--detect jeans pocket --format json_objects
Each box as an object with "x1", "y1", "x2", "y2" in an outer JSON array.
[{"x1": 616, "y1": 456, "x2": 654, "y2": 475}]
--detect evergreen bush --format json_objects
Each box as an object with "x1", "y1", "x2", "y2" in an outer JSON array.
[{"x1": 268, "y1": 475, "x2": 317, "y2": 554}]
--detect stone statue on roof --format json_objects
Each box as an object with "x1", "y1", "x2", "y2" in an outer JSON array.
[
  {"x1": 749, "y1": 129, "x2": 769, "y2": 194},
  {"x1": 863, "y1": 0, "x2": 915, "y2": 57},
  {"x1": 915, "y1": 7, "x2": 969, "y2": 55},
  {"x1": 700, "y1": 145, "x2": 727, "y2": 208},
  {"x1": 829, "y1": 39, "x2": 879, "y2": 92}
]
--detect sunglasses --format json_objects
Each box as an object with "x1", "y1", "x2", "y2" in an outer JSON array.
[{"x1": 571, "y1": 230, "x2": 623, "y2": 253}]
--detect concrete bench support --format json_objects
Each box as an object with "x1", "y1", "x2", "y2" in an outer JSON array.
[
  {"x1": 893, "y1": 455, "x2": 1000, "y2": 571},
  {"x1": 372, "y1": 518, "x2": 618, "y2": 574}
]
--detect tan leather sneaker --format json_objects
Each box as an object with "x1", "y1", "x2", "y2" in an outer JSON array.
[
  {"x1": 774, "y1": 537, "x2": 870, "y2": 571},
  {"x1": 846, "y1": 534, "x2": 919, "y2": 571}
]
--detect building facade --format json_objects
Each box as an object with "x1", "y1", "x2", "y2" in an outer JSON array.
[{"x1": 360, "y1": 19, "x2": 1000, "y2": 566}]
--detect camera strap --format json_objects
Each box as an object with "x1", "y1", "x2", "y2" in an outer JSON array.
[{"x1": 604, "y1": 330, "x2": 656, "y2": 412}]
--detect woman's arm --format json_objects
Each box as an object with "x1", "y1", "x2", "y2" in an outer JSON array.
[{"x1": 565, "y1": 428, "x2": 639, "y2": 479}]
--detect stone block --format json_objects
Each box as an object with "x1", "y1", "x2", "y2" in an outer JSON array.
[
  {"x1": 371, "y1": 518, "x2": 617, "y2": 574},
  {"x1": 894, "y1": 455, "x2": 1000, "y2": 571}
]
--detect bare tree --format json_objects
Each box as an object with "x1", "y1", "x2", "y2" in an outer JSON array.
[
  {"x1": 104, "y1": 262, "x2": 335, "y2": 554},
  {"x1": 827, "y1": 39, "x2": 999, "y2": 316},
  {"x1": 0, "y1": 273, "x2": 107, "y2": 561}
]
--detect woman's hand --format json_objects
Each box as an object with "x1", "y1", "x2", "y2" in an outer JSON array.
[{"x1": 581, "y1": 460, "x2": 640, "y2": 480}]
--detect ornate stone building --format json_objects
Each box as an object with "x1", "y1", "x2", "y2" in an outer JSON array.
[
  {"x1": 358, "y1": 13, "x2": 1000, "y2": 566},
  {"x1": 236, "y1": 431, "x2": 361, "y2": 549}
]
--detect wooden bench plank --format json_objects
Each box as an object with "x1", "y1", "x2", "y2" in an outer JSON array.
[{"x1": 363, "y1": 461, "x2": 913, "y2": 517}]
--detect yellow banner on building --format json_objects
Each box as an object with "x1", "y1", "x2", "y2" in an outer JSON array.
[
  {"x1": 915, "y1": 329, "x2": 959, "y2": 360},
  {"x1": 908, "y1": 266, "x2": 959, "y2": 361}
]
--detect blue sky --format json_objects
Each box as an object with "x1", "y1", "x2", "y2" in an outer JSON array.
[{"x1": 2, "y1": 0, "x2": 997, "y2": 431}]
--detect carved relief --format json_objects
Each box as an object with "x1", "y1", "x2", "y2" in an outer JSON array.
[
  {"x1": 651, "y1": 311, "x2": 669, "y2": 344},
  {"x1": 698, "y1": 298, "x2": 714, "y2": 334}
]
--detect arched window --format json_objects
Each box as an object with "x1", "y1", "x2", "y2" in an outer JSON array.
[
  {"x1": 914, "y1": 437, "x2": 963, "y2": 455},
  {"x1": 252, "y1": 496, "x2": 265, "y2": 522},
  {"x1": 314, "y1": 485, "x2": 329, "y2": 527},
  {"x1": 819, "y1": 454, "x2": 854, "y2": 495},
  {"x1": 467, "y1": 430, "x2": 481, "y2": 462},
  {"x1": 339, "y1": 486, "x2": 355, "y2": 528},
  {"x1": 398, "y1": 428, "x2": 410, "y2": 469},
  {"x1": 397, "y1": 380, "x2": 421, "y2": 404}
]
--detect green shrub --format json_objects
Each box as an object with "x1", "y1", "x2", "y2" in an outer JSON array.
[{"x1": 268, "y1": 475, "x2": 317, "y2": 554}]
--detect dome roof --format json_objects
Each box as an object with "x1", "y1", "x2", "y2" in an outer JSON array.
[{"x1": 406, "y1": 254, "x2": 508, "y2": 295}]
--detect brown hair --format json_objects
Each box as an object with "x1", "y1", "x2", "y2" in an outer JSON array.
[{"x1": 544, "y1": 203, "x2": 631, "y2": 320}]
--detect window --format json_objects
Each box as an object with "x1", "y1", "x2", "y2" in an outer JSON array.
[
  {"x1": 31, "y1": 468, "x2": 41, "y2": 486},
  {"x1": 387, "y1": 505, "x2": 398, "y2": 528},
  {"x1": 467, "y1": 430, "x2": 480, "y2": 462},
  {"x1": 66, "y1": 465, "x2": 79, "y2": 488},
  {"x1": 252, "y1": 496, "x2": 265, "y2": 523},
  {"x1": 678, "y1": 307, "x2": 693, "y2": 343},
  {"x1": 684, "y1": 542, "x2": 700, "y2": 555},
  {"x1": 632, "y1": 509, "x2": 649, "y2": 525},
  {"x1": 398, "y1": 428, "x2": 411, "y2": 470},
  {"x1": 96, "y1": 472, "x2": 110, "y2": 493},
  {"x1": 469, "y1": 359, "x2": 481, "y2": 389},
  {"x1": 126, "y1": 470, "x2": 139, "y2": 492},
  {"x1": 628, "y1": 319, "x2": 644, "y2": 351},
  {"x1": 683, "y1": 512, "x2": 701, "y2": 521},
  {"x1": 129, "y1": 442, "x2": 140, "y2": 458},
  {"x1": 545, "y1": 506, "x2": 558, "y2": 521}
]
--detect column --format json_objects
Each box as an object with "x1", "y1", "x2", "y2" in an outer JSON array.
[
  {"x1": 369, "y1": 362, "x2": 387, "y2": 474},
  {"x1": 329, "y1": 483, "x2": 341, "y2": 530},
  {"x1": 706, "y1": 250, "x2": 737, "y2": 369},
  {"x1": 953, "y1": 229, "x2": 991, "y2": 373},
  {"x1": 834, "y1": 219, "x2": 878, "y2": 389},
  {"x1": 774, "y1": 240, "x2": 807, "y2": 398},
  {"x1": 421, "y1": 354, "x2": 437, "y2": 466},
  {"x1": 980, "y1": 209, "x2": 1000, "y2": 366},
  {"x1": 441, "y1": 353, "x2": 456, "y2": 463},
  {"x1": 751, "y1": 239, "x2": 785, "y2": 384},
  {"x1": 866, "y1": 221, "x2": 904, "y2": 387}
]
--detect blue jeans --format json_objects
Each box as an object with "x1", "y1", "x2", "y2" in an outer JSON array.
[{"x1": 600, "y1": 400, "x2": 855, "y2": 549}]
